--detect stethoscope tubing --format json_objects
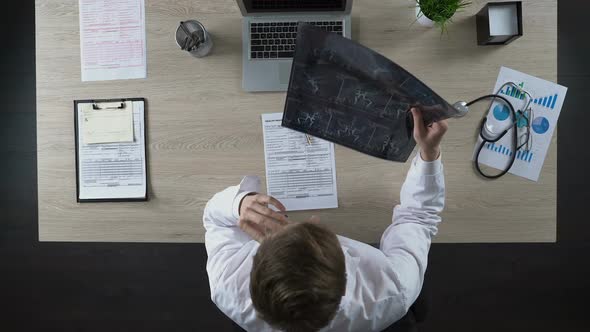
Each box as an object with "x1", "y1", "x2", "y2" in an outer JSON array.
[{"x1": 467, "y1": 94, "x2": 518, "y2": 179}]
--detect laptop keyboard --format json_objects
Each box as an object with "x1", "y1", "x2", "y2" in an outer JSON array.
[{"x1": 250, "y1": 21, "x2": 343, "y2": 60}]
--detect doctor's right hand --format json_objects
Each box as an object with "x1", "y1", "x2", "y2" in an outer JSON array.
[
  {"x1": 411, "y1": 107, "x2": 448, "y2": 161},
  {"x1": 238, "y1": 193, "x2": 288, "y2": 242}
]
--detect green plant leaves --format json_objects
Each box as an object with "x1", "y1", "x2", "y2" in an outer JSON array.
[{"x1": 416, "y1": 0, "x2": 471, "y2": 33}]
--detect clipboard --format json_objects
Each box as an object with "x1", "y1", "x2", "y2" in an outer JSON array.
[{"x1": 74, "y1": 98, "x2": 149, "y2": 202}]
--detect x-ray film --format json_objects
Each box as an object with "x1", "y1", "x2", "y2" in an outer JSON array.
[{"x1": 282, "y1": 24, "x2": 460, "y2": 162}]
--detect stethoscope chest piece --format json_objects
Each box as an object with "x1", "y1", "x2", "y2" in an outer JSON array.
[{"x1": 452, "y1": 101, "x2": 470, "y2": 118}]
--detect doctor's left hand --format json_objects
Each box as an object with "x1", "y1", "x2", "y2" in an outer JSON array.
[{"x1": 238, "y1": 193, "x2": 288, "y2": 242}]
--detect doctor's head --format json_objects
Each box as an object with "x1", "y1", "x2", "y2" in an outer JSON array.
[{"x1": 250, "y1": 221, "x2": 346, "y2": 332}]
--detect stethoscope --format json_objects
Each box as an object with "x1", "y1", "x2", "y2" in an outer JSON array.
[{"x1": 452, "y1": 82, "x2": 534, "y2": 179}]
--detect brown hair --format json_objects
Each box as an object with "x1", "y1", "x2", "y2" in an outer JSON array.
[{"x1": 250, "y1": 222, "x2": 346, "y2": 332}]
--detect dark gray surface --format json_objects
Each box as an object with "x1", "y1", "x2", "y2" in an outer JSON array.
[
  {"x1": 283, "y1": 24, "x2": 460, "y2": 162},
  {"x1": 1, "y1": 1, "x2": 589, "y2": 331},
  {"x1": 556, "y1": 0, "x2": 590, "y2": 243}
]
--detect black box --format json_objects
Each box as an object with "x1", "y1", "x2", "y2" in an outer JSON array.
[{"x1": 476, "y1": 1, "x2": 523, "y2": 45}]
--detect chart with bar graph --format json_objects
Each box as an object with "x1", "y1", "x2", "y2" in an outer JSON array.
[
  {"x1": 474, "y1": 67, "x2": 568, "y2": 181},
  {"x1": 532, "y1": 94, "x2": 559, "y2": 109},
  {"x1": 485, "y1": 143, "x2": 533, "y2": 163},
  {"x1": 499, "y1": 82, "x2": 527, "y2": 100},
  {"x1": 499, "y1": 82, "x2": 559, "y2": 110}
]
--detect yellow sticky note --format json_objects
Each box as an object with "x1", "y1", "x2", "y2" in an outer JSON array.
[{"x1": 81, "y1": 102, "x2": 134, "y2": 144}]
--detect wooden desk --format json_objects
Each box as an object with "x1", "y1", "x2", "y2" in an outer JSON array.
[{"x1": 36, "y1": 0, "x2": 557, "y2": 243}]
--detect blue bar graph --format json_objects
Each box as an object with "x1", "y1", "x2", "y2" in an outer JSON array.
[
  {"x1": 500, "y1": 85, "x2": 526, "y2": 100},
  {"x1": 517, "y1": 150, "x2": 533, "y2": 163},
  {"x1": 487, "y1": 143, "x2": 533, "y2": 163},
  {"x1": 533, "y1": 93, "x2": 559, "y2": 109}
]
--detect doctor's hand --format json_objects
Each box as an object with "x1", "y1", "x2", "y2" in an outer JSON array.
[
  {"x1": 238, "y1": 193, "x2": 288, "y2": 242},
  {"x1": 411, "y1": 107, "x2": 448, "y2": 161}
]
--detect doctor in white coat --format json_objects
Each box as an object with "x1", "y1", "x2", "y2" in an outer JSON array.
[{"x1": 203, "y1": 108, "x2": 448, "y2": 332}]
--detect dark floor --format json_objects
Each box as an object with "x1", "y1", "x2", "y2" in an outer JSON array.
[{"x1": 1, "y1": 1, "x2": 589, "y2": 331}]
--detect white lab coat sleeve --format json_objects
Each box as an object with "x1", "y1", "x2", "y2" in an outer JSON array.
[
  {"x1": 203, "y1": 176, "x2": 261, "y2": 294},
  {"x1": 379, "y1": 152, "x2": 445, "y2": 313}
]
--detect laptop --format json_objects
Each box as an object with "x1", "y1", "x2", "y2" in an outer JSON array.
[{"x1": 236, "y1": 0, "x2": 353, "y2": 92}]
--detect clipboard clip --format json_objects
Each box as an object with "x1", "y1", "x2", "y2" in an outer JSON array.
[{"x1": 92, "y1": 101, "x2": 126, "y2": 110}]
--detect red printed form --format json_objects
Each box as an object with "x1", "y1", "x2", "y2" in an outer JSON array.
[{"x1": 79, "y1": 0, "x2": 147, "y2": 81}]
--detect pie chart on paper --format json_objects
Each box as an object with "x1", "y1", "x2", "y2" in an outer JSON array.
[
  {"x1": 492, "y1": 104, "x2": 510, "y2": 121},
  {"x1": 532, "y1": 116, "x2": 550, "y2": 134}
]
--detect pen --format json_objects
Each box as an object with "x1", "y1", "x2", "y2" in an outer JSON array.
[{"x1": 179, "y1": 21, "x2": 201, "y2": 51}]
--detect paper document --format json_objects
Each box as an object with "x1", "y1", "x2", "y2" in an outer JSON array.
[
  {"x1": 79, "y1": 0, "x2": 147, "y2": 81},
  {"x1": 77, "y1": 101, "x2": 147, "y2": 200},
  {"x1": 262, "y1": 113, "x2": 338, "y2": 211},
  {"x1": 473, "y1": 67, "x2": 568, "y2": 181},
  {"x1": 81, "y1": 102, "x2": 134, "y2": 144}
]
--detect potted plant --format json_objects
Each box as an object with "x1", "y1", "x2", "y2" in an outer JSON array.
[{"x1": 415, "y1": 0, "x2": 471, "y2": 31}]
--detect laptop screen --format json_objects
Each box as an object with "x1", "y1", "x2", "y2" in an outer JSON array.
[{"x1": 243, "y1": 0, "x2": 346, "y2": 13}]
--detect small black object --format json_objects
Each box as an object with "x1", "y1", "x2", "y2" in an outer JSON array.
[
  {"x1": 476, "y1": 2, "x2": 523, "y2": 45},
  {"x1": 92, "y1": 101, "x2": 125, "y2": 110}
]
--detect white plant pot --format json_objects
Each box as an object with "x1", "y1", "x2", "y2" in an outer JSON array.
[{"x1": 416, "y1": 5, "x2": 435, "y2": 28}]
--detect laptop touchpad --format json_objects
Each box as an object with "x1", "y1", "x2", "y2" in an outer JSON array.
[{"x1": 278, "y1": 63, "x2": 292, "y2": 84}]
